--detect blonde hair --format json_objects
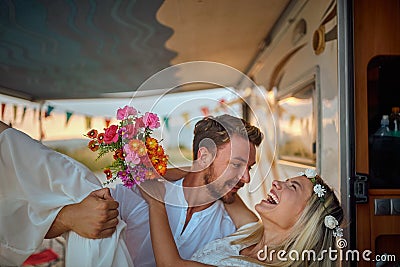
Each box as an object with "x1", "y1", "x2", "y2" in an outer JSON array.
[{"x1": 231, "y1": 175, "x2": 344, "y2": 266}]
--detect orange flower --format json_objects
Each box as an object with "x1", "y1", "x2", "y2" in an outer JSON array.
[
  {"x1": 146, "y1": 137, "x2": 158, "y2": 150},
  {"x1": 155, "y1": 163, "x2": 167, "y2": 175},
  {"x1": 127, "y1": 139, "x2": 147, "y2": 157},
  {"x1": 104, "y1": 168, "x2": 112, "y2": 180},
  {"x1": 145, "y1": 170, "x2": 157, "y2": 179},
  {"x1": 97, "y1": 133, "x2": 105, "y2": 143},
  {"x1": 88, "y1": 140, "x2": 99, "y2": 151},
  {"x1": 87, "y1": 129, "x2": 98, "y2": 139},
  {"x1": 150, "y1": 155, "x2": 159, "y2": 165},
  {"x1": 161, "y1": 155, "x2": 168, "y2": 163},
  {"x1": 155, "y1": 145, "x2": 165, "y2": 156}
]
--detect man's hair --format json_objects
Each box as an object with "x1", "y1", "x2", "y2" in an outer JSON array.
[{"x1": 192, "y1": 114, "x2": 263, "y2": 160}]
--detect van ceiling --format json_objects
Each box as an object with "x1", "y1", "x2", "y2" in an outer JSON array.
[{"x1": 0, "y1": 0, "x2": 289, "y2": 101}]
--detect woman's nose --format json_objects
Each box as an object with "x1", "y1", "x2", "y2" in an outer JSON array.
[{"x1": 272, "y1": 180, "x2": 283, "y2": 189}]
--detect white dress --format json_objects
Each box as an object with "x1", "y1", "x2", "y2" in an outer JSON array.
[
  {"x1": 0, "y1": 128, "x2": 133, "y2": 267},
  {"x1": 190, "y1": 222, "x2": 264, "y2": 266}
]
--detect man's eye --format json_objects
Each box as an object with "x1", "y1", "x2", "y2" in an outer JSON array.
[{"x1": 232, "y1": 163, "x2": 241, "y2": 168}]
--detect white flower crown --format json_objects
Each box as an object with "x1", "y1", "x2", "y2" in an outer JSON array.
[{"x1": 298, "y1": 169, "x2": 343, "y2": 238}]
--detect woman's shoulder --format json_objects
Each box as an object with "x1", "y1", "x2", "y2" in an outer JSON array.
[
  {"x1": 190, "y1": 235, "x2": 243, "y2": 265},
  {"x1": 190, "y1": 221, "x2": 263, "y2": 266}
]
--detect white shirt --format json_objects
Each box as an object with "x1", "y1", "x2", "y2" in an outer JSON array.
[
  {"x1": 0, "y1": 128, "x2": 132, "y2": 267},
  {"x1": 111, "y1": 179, "x2": 236, "y2": 266}
]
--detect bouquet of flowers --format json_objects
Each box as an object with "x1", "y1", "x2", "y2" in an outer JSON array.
[{"x1": 86, "y1": 105, "x2": 168, "y2": 188}]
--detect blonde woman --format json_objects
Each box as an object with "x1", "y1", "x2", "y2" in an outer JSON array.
[{"x1": 143, "y1": 170, "x2": 344, "y2": 266}]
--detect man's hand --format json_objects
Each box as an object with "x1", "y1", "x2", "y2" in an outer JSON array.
[{"x1": 46, "y1": 188, "x2": 119, "y2": 239}]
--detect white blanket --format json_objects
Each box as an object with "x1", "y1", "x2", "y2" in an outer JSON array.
[{"x1": 0, "y1": 128, "x2": 133, "y2": 266}]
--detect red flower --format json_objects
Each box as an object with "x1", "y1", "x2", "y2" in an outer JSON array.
[
  {"x1": 104, "y1": 168, "x2": 113, "y2": 180},
  {"x1": 113, "y1": 149, "x2": 124, "y2": 160},
  {"x1": 88, "y1": 140, "x2": 99, "y2": 151},
  {"x1": 103, "y1": 125, "x2": 119, "y2": 144},
  {"x1": 87, "y1": 129, "x2": 98, "y2": 139},
  {"x1": 97, "y1": 133, "x2": 105, "y2": 144}
]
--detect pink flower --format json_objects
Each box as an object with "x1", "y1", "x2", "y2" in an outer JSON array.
[
  {"x1": 117, "y1": 105, "x2": 137, "y2": 120},
  {"x1": 123, "y1": 144, "x2": 141, "y2": 164},
  {"x1": 135, "y1": 116, "x2": 145, "y2": 128},
  {"x1": 143, "y1": 112, "x2": 160, "y2": 129},
  {"x1": 103, "y1": 125, "x2": 119, "y2": 144},
  {"x1": 140, "y1": 153, "x2": 152, "y2": 167},
  {"x1": 121, "y1": 123, "x2": 137, "y2": 139}
]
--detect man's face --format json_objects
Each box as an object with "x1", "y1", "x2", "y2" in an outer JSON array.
[{"x1": 204, "y1": 134, "x2": 256, "y2": 203}]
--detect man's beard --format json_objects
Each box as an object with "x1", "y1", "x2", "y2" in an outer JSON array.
[{"x1": 204, "y1": 163, "x2": 240, "y2": 204}]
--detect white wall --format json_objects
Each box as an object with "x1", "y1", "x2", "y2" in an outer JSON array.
[{"x1": 239, "y1": 0, "x2": 341, "y2": 210}]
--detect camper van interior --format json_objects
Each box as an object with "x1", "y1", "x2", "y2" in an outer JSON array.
[{"x1": 0, "y1": 0, "x2": 399, "y2": 266}]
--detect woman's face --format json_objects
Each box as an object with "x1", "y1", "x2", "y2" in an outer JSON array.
[{"x1": 255, "y1": 176, "x2": 313, "y2": 231}]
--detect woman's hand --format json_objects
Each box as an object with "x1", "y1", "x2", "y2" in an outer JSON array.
[
  {"x1": 142, "y1": 179, "x2": 209, "y2": 267},
  {"x1": 138, "y1": 179, "x2": 166, "y2": 206},
  {"x1": 163, "y1": 166, "x2": 190, "y2": 181}
]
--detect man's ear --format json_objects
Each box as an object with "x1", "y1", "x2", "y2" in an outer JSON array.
[{"x1": 197, "y1": 146, "x2": 214, "y2": 169}]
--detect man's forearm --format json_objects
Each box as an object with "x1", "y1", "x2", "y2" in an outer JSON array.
[
  {"x1": 45, "y1": 205, "x2": 73, "y2": 238},
  {"x1": 45, "y1": 188, "x2": 120, "y2": 239}
]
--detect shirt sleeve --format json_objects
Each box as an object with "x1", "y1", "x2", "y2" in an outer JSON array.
[{"x1": 0, "y1": 128, "x2": 133, "y2": 266}]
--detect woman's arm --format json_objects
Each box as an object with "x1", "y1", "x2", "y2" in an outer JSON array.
[
  {"x1": 140, "y1": 183, "x2": 212, "y2": 267},
  {"x1": 163, "y1": 166, "x2": 190, "y2": 181},
  {"x1": 224, "y1": 195, "x2": 259, "y2": 228},
  {"x1": 0, "y1": 121, "x2": 9, "y2": 134}
]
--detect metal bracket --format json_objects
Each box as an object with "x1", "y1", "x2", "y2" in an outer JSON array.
[{"x1": 354, "y1": 173, "x2": 368, "y2": 203}]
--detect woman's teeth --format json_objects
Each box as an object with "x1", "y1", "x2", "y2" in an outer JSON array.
[{"x1": 267, "y1": 193, "x2": 279, "y2": 204}]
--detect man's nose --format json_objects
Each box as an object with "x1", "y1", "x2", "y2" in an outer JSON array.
[{"x1": 239, "y1": 169, "x2": 251, "y2": 184}]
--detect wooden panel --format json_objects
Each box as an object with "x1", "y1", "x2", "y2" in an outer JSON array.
[
  {"x1": 356, "y1": 202, "x2": 371, "y2": 267},
  {"x1": 354, "y1": 1, "x2": 400, "y2": 265},
  {"x1": 357, "y1": 190, "x2": 400, "y2": 267},
  {"x1": 354, "y1": 0, "x2": 400, "y2": 174}
]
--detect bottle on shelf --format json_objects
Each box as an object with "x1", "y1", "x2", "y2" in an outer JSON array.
[
  {"x1": 389, "y1": 107, "x2": 400, "y2": 137},
  {"x1": 374, "y1": 115, "x2": 391, "y2": 136}
]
